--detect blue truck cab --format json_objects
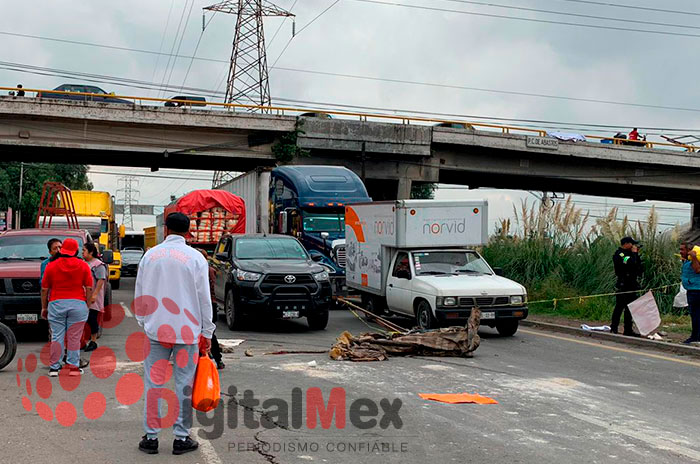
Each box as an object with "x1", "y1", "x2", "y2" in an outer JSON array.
[{"x1": 269, "y1": 166, "x2": 371, "y2": 295}]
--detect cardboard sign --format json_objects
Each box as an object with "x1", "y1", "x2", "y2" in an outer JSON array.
[{"x1": 627, "y1": 291, "x2": 661, "y2": 336}]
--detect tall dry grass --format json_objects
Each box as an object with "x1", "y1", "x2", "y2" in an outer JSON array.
[{"x1": 484, "y1": 197, "x2": 682, "y2": 319}]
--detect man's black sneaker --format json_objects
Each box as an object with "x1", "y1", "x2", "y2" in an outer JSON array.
[
  {"x1": 623, "y1": 332, "x2": 641, "y2": 338},
  {"x1": 48, "y1": 368, "x2": 60, "y2": 377},
  {"x1": 139, "y1": 435, "x2": 159, "y2": 454},
  {"x1": 84, "y1": 341, "x2": 98, "y2": 352},
  {"x1": 173, "y1": 436, "x2": 199, "y2": 455},
  {"x1": 216, "y1": 360, "x2": 225, "y2": 370},
  {"x1": 683, "y1": 337, "x2": 700, "y2": 344},
  {"x1": 79, "y1": 358, "x2": 90, "y2": 369}
]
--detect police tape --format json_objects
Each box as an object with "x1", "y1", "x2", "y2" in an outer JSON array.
[{"x1": 526, "y1": 283, "x2": 680, "y2": 309}]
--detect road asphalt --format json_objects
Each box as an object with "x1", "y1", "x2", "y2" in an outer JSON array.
[{"x1": 2, "y1": 277, "x2": 700, "y2": 464}]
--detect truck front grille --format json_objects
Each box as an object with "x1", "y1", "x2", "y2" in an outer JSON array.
[
  {"x1": 335, "y1": 246, "x2": 346, "y2": 268},
  {"x1": 260, "y1": 274, "x2": 318, "y2": 295},
  {"x1": 458, "y1": 296, "x2": 510, "y2": 308},
  {"x1": 12, "y1": 279, "x2": 40, "y2": 294}
]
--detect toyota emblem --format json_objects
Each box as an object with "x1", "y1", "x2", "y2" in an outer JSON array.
[
  {"x1": 284, "y1": 275, "x2": 296, "y2": 284},
  {"x1": 21, "y1": 281, "x2": 33, "y2": 291}
]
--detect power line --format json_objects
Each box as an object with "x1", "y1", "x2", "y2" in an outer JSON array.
[
  {"x1": 149, "y1": 0, "x2": 176, "y2": 97},
  {"x1": 158, "y1": 0, "x2": 191, "y2": 97},
  {"x1": 267, "y1": 0, "x2": 298, "y2": 50},
  {"x1": 180, "y1": 10, "x2": 218, "y2": 91},
  {"x1": 4, "y1": 29, "x2": 700, "y2": 114},
  {"x1": 543, "y1": 0, "x2": 700, "y2": 18},
  {"x1": 161, "y1": 0, "x2": 196, "y2": 98},
  {"x1": 346, "y1": 0, "x2": 700, "y2": 40},
  {"x1": 437, "y1": 0, "x2": 700, "y2": 31}
]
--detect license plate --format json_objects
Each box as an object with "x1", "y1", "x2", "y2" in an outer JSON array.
[
  {"x1": 282, "y1": 311, "x2": 300, "y2": 319},
  {"x1": 481, "y1": 312, "x2": 495, "y2": 320},
  {"x1": 17, "y1": 313, "x2": 38, "y2": 324}
]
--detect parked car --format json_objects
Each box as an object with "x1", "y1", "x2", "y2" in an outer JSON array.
[
  {"x1": 212, "y1": 234, "x2": 332, "y2": 330},
  {"x1": 37, "y1": 84, "x2": 132, "y2": 104},
  {"x1": 0, "y1": 229, "x2": 113, "y2": 328},
  {"x1": 164, "y1": 95, "x2": 207, "y2": 107},
  {"x1": 299, "y1": 112, "x2": 333, "y2": 119},
  {"x1": 120, "y1": 248, "x2": 144, "y2": 276}
]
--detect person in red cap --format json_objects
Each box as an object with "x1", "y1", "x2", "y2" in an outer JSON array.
[{"x1": 41, "y1": 238, "x2": 94, "y2": 377}]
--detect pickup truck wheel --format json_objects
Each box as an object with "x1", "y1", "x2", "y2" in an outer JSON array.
[
  {"x1": 0, "y1": 322, "x2": 17, "y2": 370},
  {"x1": 225, "y1": 290, "x2": 243, "y2": 330},
  {"x1": 308, "y1": 309, "x2": 329, "y2": 330},
  {"x1": 496, "y1": 320, "x2": 519, "y2": 337},
  {"x1": 111, "y1": 279, "x2": 120, "y2": 290},
  {"x1": 416, "y1": 300, "x2": 438, "y2": 330}
]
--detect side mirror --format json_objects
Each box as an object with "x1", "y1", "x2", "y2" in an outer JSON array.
[
  {"x1": 493, "y1": 267, "x2": 504, "y2": 277},
  {"x1": 320, "y1": 232, "x2": 330, "y2": 239},
  {"x1": 216, "y1": 252, "x2": 230, "y2": 262},
  {"x1": 101, "y1": 250, "x2": 114, "y2": 265},
  {"x1": 396, "y1": 269, "x2": 411, "y2": 280},
  {"x1": 311, "y1": 254, "x2": 324, "y2": 262}
]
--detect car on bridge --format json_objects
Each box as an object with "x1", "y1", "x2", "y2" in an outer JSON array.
[
  {"x1": 164, "y1": 95, "x2": 207, "y2": 107},
  {"x1": 213, "y1": 234, "x2": 332, "y2": 331},
  {"x1": 37, "y1": 84, "x2": 132, "y2": 104}
]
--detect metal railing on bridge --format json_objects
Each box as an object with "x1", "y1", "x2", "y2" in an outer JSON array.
[{"x1": 1, "y1": 86, "x2": 696, "y2": 153}]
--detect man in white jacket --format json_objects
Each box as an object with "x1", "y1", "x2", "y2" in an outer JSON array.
[{"x1": 135, "y1": 212, "x2": 216, "y2": 456}]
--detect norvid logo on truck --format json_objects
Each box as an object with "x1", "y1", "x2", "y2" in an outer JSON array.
[{"x1": 422, "y1": 219, "x2": 467, "y2": 235}]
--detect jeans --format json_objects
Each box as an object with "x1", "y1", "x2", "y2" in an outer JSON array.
[
  {"x1": 143, "y1": 338, "x2": 199, "y2": 439},
  {"x1": 48, "y1": 299, "x2": 88, "y2": 370},
  {"x1": 687, "y1": 290, "x2": 700, "y2": 341}
]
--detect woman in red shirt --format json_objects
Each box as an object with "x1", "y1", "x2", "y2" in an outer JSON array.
[{"x1": 41, "y1": 238, "x2": 93, "y2": 377}]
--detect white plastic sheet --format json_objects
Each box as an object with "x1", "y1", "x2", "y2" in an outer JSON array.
[
  {"x1": 674, "y1": 284, "x2": 688, "y2": 308},
  {"x1": 627, "y1": 291, "x2": 662, "y2": 336}
]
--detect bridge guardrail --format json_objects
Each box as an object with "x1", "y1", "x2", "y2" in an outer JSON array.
[{"x1": 0, "y1": 86, "x2": 696, "y2": 153}]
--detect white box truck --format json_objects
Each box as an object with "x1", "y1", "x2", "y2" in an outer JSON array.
[{"x1": 346, "y1": 200, "x2": 528, "y2": 336}]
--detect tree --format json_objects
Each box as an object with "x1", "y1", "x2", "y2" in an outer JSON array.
[
  {"x1": 0, "y1": 163, "x2": 92, "y2": 228},
  {"x1": 410, "y1": 182, "x2": 437, "y2": 200}
]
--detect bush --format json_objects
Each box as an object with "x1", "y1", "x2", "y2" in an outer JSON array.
[{"x1": 484, "y1": 197, "x2": 682, "y2": 319}]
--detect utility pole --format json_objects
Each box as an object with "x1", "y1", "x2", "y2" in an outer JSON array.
[
  {"x1": 205, "y1": 0, "x2": 294, "y2": 188},
  {"x1": 17, "y1": 162, "x2": 23, "y2": 229},
  {"x1": 116, "y1": 176, "x2": 140, "y2": 231}
]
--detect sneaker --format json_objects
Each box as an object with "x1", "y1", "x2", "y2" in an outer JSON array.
[
  {"x1": 172, "y1": 436, "x2": 199, "y2": 455},
  {"x1": 139, "y1": 435, "x2": 159, "y2": 455},
  {"x1": 79, "y1": 358, "x2": 90, "y2": 369},
  {"x1": 216, "y1": 360, "x2": 225, "y2": 370},
  {"x1": 84, "y1": 341, "x2": 98, "y2": 352},
  {"x1": 48, "y1": 368, "x2": 60, "y2": 377},
  {"x1": 68, "y1": 367, "x2": 83, "y2": 377},
  {"x1": 683, "y1": 337, "x2": 699, "y2": 344},
  {"x1": 623, "y1": 332, "x2": 641, "y2": 338}
]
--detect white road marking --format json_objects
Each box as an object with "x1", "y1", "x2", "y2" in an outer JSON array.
[
  {"x1": 191, "y1": 427, "x2": 223, "y2": 464},
  {"x1": 120, "y1": 302, "x2": 133, "y2": 318},
  {"x1": 568, "y1": 412, "x2": 700, "y2": 462}
]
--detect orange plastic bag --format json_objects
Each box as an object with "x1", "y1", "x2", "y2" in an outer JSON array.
[{"x1": 191, "y1": 354, "x2": 221, "y2": 412}]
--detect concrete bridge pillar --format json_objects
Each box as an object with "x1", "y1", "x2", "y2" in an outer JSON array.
[{"x1": 397, "y1": 178, "x2": 412, "y2": 200}]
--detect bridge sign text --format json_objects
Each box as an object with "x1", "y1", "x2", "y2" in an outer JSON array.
[{"x1": 526, "y1": 136, "x2": 559, "y2": 150}]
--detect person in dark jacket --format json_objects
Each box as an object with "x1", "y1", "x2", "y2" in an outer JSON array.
[
  {"x1": 611, "y1": 236, "x2": 643, "y2": 336},
  {"x1": 198, "y1": 249, "x2": 224, "y2": 369}
]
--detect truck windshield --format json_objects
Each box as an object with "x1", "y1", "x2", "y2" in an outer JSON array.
[
  {"x1": 0, "y1": 235, "x2": 84, "y2": 260},
  {"x1": 236, "y1": 238, "x2": 309, "y2": 260},
  {"x1": 412, "y1": 251, "x2": 492, "y2": 276},
  {"x1": 302, "y1": 213, "x2": 345, "y2": 233}
]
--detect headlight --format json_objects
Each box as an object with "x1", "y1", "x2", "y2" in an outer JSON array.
[
  {"x1": 236, "y1": 269, "x2": 262, "y2": 282},
  {"x1": 313, "y1": 271, "x2": 330, "y2": 282},
  {"x1": 437, "y1": 296, "x2": 458, "y2": 307},
  {"x1": 510, "y1": 295, "x2": 524, "y2": 305}
]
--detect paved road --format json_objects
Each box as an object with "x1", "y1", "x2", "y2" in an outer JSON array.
[{"x1": 2, "y1": 278, "x2": 700, "y2": 464}]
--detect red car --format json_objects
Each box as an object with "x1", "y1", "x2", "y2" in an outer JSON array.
[{"x1": 0, "y1": 228, "x2": 110, "y2": 328}]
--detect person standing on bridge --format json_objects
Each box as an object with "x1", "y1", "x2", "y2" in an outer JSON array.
[
  {"x1": 680, "y1": 243, "x2": 700, "y2": 344},
  {"x1": 611, "y1": 237, "x2": 643, "y2": 336},
  {"x1": 135, "y1": 212, "x2": 215, "y2": 456}
]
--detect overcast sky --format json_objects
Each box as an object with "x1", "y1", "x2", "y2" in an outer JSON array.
[{"x1": 1, "y1": 0, "x2": 697, "y2": 231}]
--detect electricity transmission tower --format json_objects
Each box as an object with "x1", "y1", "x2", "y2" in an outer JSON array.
[
  {"x1": 117, "y1": 176, "x2": 140, "y2": 231},
  {"x1": 205, "y1": 0, "x2": 294, "y2": 188}
]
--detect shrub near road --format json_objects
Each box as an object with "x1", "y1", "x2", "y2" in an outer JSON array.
[{"x1": 482, "y1": 197, "x2": 682, "y2": 321}]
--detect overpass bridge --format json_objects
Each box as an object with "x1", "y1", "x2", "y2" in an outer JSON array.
[{"x1": 0, "y1": 90, "x2": 698, "y2": 220}]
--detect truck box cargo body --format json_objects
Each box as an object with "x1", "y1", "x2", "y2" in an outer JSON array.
[
  {"x1": 346, "y1": 200, "x2": 528, "y2": 336},
  {"x1": 144, "y1": 226, "x2": 157, "y2": 249},
  {"x1": 219, "y1": 169, "x2": 270, "y2": 235}
]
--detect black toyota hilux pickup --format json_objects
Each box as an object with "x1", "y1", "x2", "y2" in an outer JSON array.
[{"x1": 212, "y1": 234, "x2": 332, "y2": 330}]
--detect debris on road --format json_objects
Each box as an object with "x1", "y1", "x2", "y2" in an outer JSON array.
[
  {"x1": 263, "y1": 349, "x2": 328, "y2": 355},
  {"x1": 244, "y1": 349, "x2": 254, "y2": 357},
  {"x1": 218, "y1": 339, "x2": 245, "y2": 353},
  {"x1": 418, "y1": 393, "x2": 498, "y2": 405},
  {"x1": 330, "y1": 309, "x2": 481, "y2": 362}
]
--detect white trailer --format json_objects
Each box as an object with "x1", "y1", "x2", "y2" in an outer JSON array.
[
  {"x1": 218, "y1": 169, "x2": 270, "y2": 234},
  {"x1": 346, "y1": 200, "x2": 528, "y2": 335}
]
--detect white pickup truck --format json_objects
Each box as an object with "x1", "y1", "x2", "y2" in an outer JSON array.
[{"x1": 345, "y1": 200, "x2": 528, "y2": 336}]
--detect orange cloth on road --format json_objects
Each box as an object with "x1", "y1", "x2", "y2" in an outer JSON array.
[{"x1": 418, "y1": 393, "x2": 498, "y2": 404}]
